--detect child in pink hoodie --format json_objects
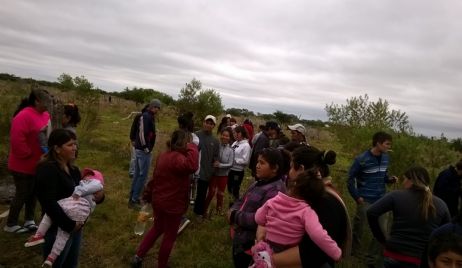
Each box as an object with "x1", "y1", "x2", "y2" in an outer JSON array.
[{"x1": 251, "y1": 169, "x2": 341, "y2": 267}]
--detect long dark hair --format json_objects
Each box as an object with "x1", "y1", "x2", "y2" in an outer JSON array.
[
  {"x1": 166, "y1": 129, "x2": 188, "y2": 152},
  {"x1": 63, "y1": 104, "x2": 81, "y2": 127},
  {"x1": 291, "y1": 169, "x2": 325, "y2": 206},
  {"x1": 177, "y1": 112, "x2": 194, "y2": 132},
  {"x1": 404, "y1": 165, "x2": 436, "y2": 221},
  {"x1": 45, "y1": 128, "x2": 77, "y2": 162},
  {"x1": 234, "y1": 125, "x2": 249, "y2": 140},
  {"x1": 13, "y1": 87, "x2": 50, "y2": 116},
  {"x1": 291, "y1": 145, "x2": 336, "y2": 178}
]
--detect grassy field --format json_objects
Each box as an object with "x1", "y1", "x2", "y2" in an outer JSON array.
[{"x1": 0, "y1": 81, "x2": 439, "y2": 267}]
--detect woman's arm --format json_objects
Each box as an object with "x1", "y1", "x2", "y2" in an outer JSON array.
[
  {"x1": 218, "y1": 148, "x2": 234, "y2": 169},
  {"x1": 303, "y1": 207, "x2": 342, "y2": 261},
  {"x1": 36, "y1": 163, "x2": 76, "y2": 233},
  {"x1": 366, "y1": 193, "x2": 394, "y2": 244}
]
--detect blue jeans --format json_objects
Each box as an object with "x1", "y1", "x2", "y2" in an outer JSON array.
[
  {"x1": 128, "y1": 146, "x2": 136, "y2": 178},
  {"x1": 384, "y1": 257, "x2": 419, "y2": 268},
  {"x1": 43, "y1": 226, "x2": 82, "y2": 268},
  {"x1": 129, "y1": 149, "x2": 152, "y2": 202}
]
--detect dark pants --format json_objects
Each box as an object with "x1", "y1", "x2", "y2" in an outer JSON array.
[
  {"x1": 193, "y1": 180, "x2": 209, "y2": 215},
  {"x1": 227, "y1": 170, "x2": 244, "y2": 201},
  {"x1": 44, "y1": 225, "x2": 82, "y2": 268},
  {"x1": 232, "y1": 248, "x2": 252, "y2": 268},
  {"x1": 6, "y1": 171, "x2": 36, "y2": 227},
  {"x1": 136, "y1": 210, "x2": 183, "y2": 268}
]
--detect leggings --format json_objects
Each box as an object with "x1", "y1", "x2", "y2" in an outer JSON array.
[{"x1": 136, "y1": 209, "x2": 183, "y2": 268}]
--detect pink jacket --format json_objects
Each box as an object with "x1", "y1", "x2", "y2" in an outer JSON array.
[
  {"x1": 8, "y1": 107, "x2": 50, "y2": 175},
  {"x1": 255, "y1": 192, "x2": 342, "y2": 261}
]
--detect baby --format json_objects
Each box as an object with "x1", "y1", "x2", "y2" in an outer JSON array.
[{"x1": 25, "y1": 168, "x2": 105, "y2": 267}]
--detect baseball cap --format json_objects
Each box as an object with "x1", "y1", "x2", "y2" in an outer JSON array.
[
  {"x1": 288, "y1": 123, "x2": 306, "y2": 134},
  {"x1": 204, "y1": 115, "x2": 216, "y2": 124}
]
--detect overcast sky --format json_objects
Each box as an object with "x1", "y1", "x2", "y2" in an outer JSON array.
[{"x1": 1, "y1": 1, "x2": 461, "y2": 138}]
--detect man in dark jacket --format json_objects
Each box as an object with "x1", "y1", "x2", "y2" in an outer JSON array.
[
  {"x1": 249, "y1": 123, "x2": 270, "y2": 178},
  {"x1": 128, "y1": 99, "x2": 161, "y2": 209},
  {"x1": 433, "y1": 160, "x2": 462, "y2": 217}
]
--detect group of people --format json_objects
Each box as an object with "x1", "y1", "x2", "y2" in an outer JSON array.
[
  {"x1": 5, "y1": 87, "x2": 105, "y2": 267},
  {"x1": 127, "y1": 99, "x2": 462, "y2": 268},
  {"x1": 4, "y1": 88, "x2": 462, "y2": 268}
]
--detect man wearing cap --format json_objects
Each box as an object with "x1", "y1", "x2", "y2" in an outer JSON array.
[
  {"x1": 128, "y1": 99, "x2": 161, "y2": 209},
  {"x1": 287, "y1": 123, "x2": 307, "y2": 144},
  {"x1": 193, "y1": 115, "x2": 220, "y2": 217}
]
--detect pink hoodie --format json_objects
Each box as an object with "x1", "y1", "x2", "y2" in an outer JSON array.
[
  {"x1": 8, "y1": 107, "x2": 50, "y2": 175},
  {"x1": 255, "y1": 192, "x2": 342, "y2": 261}
]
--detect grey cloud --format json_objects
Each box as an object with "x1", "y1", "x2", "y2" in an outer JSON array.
[{"x1": 1, "y1": 0, "x2": 461, "y2": 138}]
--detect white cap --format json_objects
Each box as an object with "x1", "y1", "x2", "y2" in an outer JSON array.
[
  {"x1": 204, "y1": 115, "x2": 217, "y2": 124},
  {"x1": 225, "y1": 114, "x2": 232, "y2": 118},
  {"x1": 287, "y1": 123, "x2": 306, "y2": 134}
]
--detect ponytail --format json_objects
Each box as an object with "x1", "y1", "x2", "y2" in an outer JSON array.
[{"x1": 404, "y1": 166, "x2": 436, "y2": 221}]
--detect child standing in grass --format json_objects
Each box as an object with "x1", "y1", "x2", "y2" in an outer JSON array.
[
  {"x1": 228, "y1": 148, "x2": 288, "y2": 268},
  {"x1": 251, "y1": 169, "x2": 342, "y2": 267},
  {"x1": 204, "y1": 127, "x2": 234, "y2": 217},
  {"x1": 131, "y1": 129, "x2": 198, "y2": 268}
]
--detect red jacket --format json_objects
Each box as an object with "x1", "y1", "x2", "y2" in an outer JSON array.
[
  {"x1": 143, "y1": 143, "x2": 198, "y2": 214},
  {"x1": 243, "y1": 123, "x2": 254, "y2": 147}
]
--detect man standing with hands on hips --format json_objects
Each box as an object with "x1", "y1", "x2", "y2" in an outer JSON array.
[
  {"x1": 129, "y1": 99, "x2": 161, "y2": 209},
  {"x1": 347, "y1": 131, "x2": 397, "y2": 268}
]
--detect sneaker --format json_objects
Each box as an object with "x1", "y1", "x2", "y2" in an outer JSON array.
[
  {"x1": 130, "y1": 255, "x2": 143, "y2": 268},
  {"x1": 177, "y1": 217, "x2": 191, "y2": 234},
  {"x1": 25, "y1": 234, "x2": 45, "y2": 247},
  {"x1": 3, "y1": 225, "x2": 28, "y2": 233},
  {"x1": 24, "y1": 220, "x2": 38, "y2": 232},
  {"x1": 42, "y1": 256, "x2": 54, "y2": 267}
]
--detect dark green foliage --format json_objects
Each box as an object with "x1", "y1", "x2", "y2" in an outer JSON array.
[
  {"x1": 325, "y1": 94, "x2": 412, "y2": 133},
  {"x1": 112, "y1": 87, "x2": 174, "y2": 106},
  {"x1": 176, "y1": 78, "x2": 224, "y2": 126},
  {"x1": 451, "y1": 138, "x2": 462, "y2": 153},
  {"x1": 224, "y1": 108, "x2": 255, "y2": 117},
  {"x1": 325, "y1": 94, "x2": 459, "y2": 178}
]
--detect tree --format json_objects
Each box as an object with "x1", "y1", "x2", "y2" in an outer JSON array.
[
  {"x1": 177, "y1": 78, "x2": 202, "y2": 114},
  {"x1": 73, "y1": 75, "x2": 94, "y2": 92},
  {"x1": 57, "y1": 73, "x2": 74, "y2": 90},
  {"x1": 325, "y1": 94, "x2": 412, "y2": 133},
  {"x1": 273, "y1": 110, "x2": 294, "y2": 127},
  {"x1": 196, "y1": 89, "x2": 224, "y2": 125},
  {"x1": 176, "y1": 79, "x2": 224, "y2": 127}
]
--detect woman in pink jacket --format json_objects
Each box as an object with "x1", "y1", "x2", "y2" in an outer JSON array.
[{"x1": 4, "y1": 87, "x2": 51, "y2": 234}]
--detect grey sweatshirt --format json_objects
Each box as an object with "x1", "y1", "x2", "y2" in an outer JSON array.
[
  {"x1": 367, "y1": 189, "x2": 450, "y2": 258},
  {"x1": 214, "y1": 144, "x2": 234, "y2": 176},
  {"x1": 195, "y1": 130, "x2": 219, "y2": 182}
]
